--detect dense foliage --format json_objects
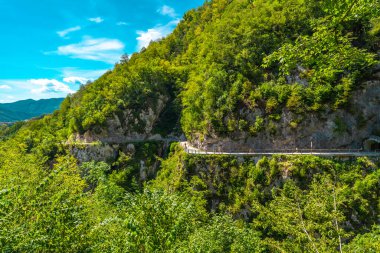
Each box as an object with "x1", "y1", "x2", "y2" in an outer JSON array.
[
  {"x1": 0, "y1": 0, "x2": 379, "y2": 252},
  {"x1": 45, "y1": 0, "x2": 379, "y2": 139},
  {"x1": 1, "y1": 137, "x2": 379, "y2": 252}
]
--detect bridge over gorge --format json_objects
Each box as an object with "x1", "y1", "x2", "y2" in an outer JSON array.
[{"x1": 179, "y1": 142, "x2": 380, "y2": 157}]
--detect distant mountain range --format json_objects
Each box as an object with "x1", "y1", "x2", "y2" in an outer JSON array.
[{"x1": 0, "y1": 98, "x2": 64, "y2": 123}]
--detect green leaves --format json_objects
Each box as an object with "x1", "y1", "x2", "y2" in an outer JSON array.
[
  {"x1": 344, "y1": 225, "x2": 380, "y2": 253},
  {"x1": 264, "y1": 26, "x2": 377, "y2": 82},
  {"x1": 179, "y1": 0, "x2": 378, "y2": 137},
  {"x1": 176, "y1": 215, "x2": 265, "y2": 253},
  {"x1": 89, "y1": 190, "x2": 208, "y2": 253},
  {"x1": 263, "y1": 25, "x2": 377, "y2": 111},
  {"x1": 311, "y1": 0, "x2": 380, "y2": 26},
  {"x1": 0, "y1": 155, "x2": 89, "y2": 252}
]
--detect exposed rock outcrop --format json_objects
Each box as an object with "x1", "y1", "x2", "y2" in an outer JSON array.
[
  {"x1": 71, "y1": 95, "x2": 168, "y2": 144},
  {"x1": 196, "y1": 70, "x2": 380, "y2": 151},
  {"x1": 69, "y1": 143, "x2": 119, "y2": 163}
]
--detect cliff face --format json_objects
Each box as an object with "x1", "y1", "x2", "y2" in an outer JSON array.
[
  {"x1": 69, "y1": 143, "x2": 119, "y2": 163},
  {"x1": 71, "y1": 94, "x2": 168, "y2": 144},
  {"x1": 195, "y1": 67, "x2": 380, "y2": 151},
  {"x1": 70, "y1": 67, "x2": 380, "y2": 153}
]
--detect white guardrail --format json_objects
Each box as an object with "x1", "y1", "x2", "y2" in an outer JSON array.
[{"x1": 181, "y1": 142, "x2": 380, "y2": 157}]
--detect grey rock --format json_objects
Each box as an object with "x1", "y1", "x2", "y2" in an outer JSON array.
[
  {"x1": 72, "y1": 94, "x2": 168, "y2": 144},
  {"x1": 70, "y1": 143, "x2": 117, "y2": 163},
  {"x1": 196, "y1": 71, "x2": 380, "y2": 151}
]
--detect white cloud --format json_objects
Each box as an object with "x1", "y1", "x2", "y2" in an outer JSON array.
[
  {"x1": 61, "y1": 68, "x2": 109, "y2": 80},
  {"x1": 0, "y1": 95, "x2": 15, "y2": 103},
  {"x1": 29, "y1": 79, "x2": 74, "y2": 94},
  {"x1": 0, "y1": 80, "x2": 26, "y2": 89},
  {"x1": 63, "y1": 76, "x2": 89, "y2": 84},
  {"x1": 136, "y1": 19, "x2": 180, "y2": 50},
  {"x1": 0, "y1": 78, "x2": 76, "y2": 103},
  {"x1": 57, "y1": 26, "x2": 81, "y2": 38},
  {"x1": 117, "y1": 21, "x2": 129, "y2": 26},
  {"x1": 89, "y1": 17, "x2": 104, "y2": 23},
  {"x1": 57, "y1": 37, "x2": 125, "y2": 64},
  {"x1": 136, "y1": 29, "x2": 163, "y2": 50},
  {"x1": 157, "y1": 5, "x2": 177, "y2": 18},
  {"x1": 0, "y1": 85, "x2": 11, "y2": 89}
]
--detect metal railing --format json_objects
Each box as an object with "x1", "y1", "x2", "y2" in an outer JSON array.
[{"x1": 184, "y1": 147, "x2": 380, "y2": 155}]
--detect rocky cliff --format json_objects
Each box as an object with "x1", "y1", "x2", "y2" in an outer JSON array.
[
  {"x1": 69, "y1": 65, "x2": 380, "y2": 154},
  {"x1": 194, "y1": 66, "x2": 380, "y2": 152},
  {"x1": 70, "y1": 94, "x2": 168, "y2": 144}
]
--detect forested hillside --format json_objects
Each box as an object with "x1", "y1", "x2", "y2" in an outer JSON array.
[
  {"x1": 0, "y1": 0, "x2": 379, "y2": 252},
  {"x1": 58, "y1": 0, "x2": 379, "y2": 142}
]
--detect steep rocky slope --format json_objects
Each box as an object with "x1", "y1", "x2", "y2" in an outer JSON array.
[
  {"x1": 70, "y1": 94, "x2": 169, "y2": 144},
  {"x1": 196, "y1": 65, "x2": 380, "y2": 151},
  {"x1": 61, "y1": 0, "x2": 379, "y2": 153}
]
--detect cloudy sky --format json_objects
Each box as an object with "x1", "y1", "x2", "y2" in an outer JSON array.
[{"x1": 0, "y1": 0, "x2": 204, "y2": 103}]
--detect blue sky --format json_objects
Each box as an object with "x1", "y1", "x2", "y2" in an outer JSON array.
[{"x1": 0, "y1": 0, "x2": 204, "y2": 103}]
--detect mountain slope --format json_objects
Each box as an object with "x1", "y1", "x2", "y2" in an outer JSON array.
[
  {"x1": 0, "y1": 0, "x2": 379, "y2": 252},
  {"x1": 58, "y1": 0, "x2": 380, "y2": 150},
  {"x1": 0, "y1": 98, "x2": 64, "y2": 122}
]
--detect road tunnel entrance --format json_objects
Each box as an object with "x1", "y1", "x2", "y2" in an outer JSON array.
[{"x1": 364, "y1": 136, "x2": 380, "y2": 151}]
